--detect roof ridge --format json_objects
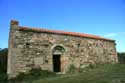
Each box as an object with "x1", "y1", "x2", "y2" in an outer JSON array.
[{"x1": 18, "y1": 26, "x2": 114, "y2": 42}]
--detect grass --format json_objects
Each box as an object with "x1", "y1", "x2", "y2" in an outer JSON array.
[
  {"x1": 9, "y1": 68, "x2": 57, "y2": 83},
  {"x1": 31, "y1": 64, "x2": 125, "y2": 83},
  {"x1": 1, "y1": 63, "x2": 125, "y2": 83}
]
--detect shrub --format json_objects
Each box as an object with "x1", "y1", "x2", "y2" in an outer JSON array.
[
  {"x1": 67, "y1": 64, "x2": 78, "y2": 73},
  {"x1": 29, "y1": 68, "x2": 56, "y2": 78},
  {"x1": 118, "y1": 52, "x2": 125, "y2": 63},
  {"x1": 9, "y1": 68, "x2": 56, "y2": 82},
  {"x1": 0, "y1": 48, "x2": 8, "y2": 82},
  {"x1": 0, "y1": 48, "x2": 8, "y2": 73},
  {"x1": 0, "y1": 73, "x2": 8, "y2": 82},
  {"x1": 88, "y1": 64, "x2": 97, "y2": 69},
  {"x1": 67, "y1": 64, "x2": 96, "y2": 73}
]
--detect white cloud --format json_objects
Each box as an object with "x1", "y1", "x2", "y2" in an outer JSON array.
[
  {"x1": 122, "y1": 32, "x2": 125, "y2": 34},
  {"x1": 103, "y1": 32, "x2": 125, "y2": 52},
  {"x1": 104, "y1": 33, "x2": 117, "y2": 37}
]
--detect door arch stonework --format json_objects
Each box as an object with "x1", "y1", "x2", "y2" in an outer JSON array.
[{"x1": 51, "y1": 44, "x2": 67, "y2": 73}]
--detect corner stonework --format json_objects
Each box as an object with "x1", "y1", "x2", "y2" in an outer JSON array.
[{"x1": 7, "y1": 20, "x2": 20, "y2": 78}]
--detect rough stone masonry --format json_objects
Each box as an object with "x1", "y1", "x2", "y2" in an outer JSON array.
[{"x1": 7, "y1": 20, "x2": 118, "y2": 78}]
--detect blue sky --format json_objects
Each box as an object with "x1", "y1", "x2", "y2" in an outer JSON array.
[{"x1": 0, "y1": 0, "x2": 125, "y2": 52}]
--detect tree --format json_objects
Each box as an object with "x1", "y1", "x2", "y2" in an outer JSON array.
[
  {"x1": 0, "y1": 48, "x2": 8, "y2": 73},
  {"x1": 117, "y1": 52, "x2": 125, "y2": 63}
]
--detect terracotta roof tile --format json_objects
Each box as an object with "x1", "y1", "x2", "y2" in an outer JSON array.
[{"x1": 19, "y1": 26, "x2": 114, "y2": 41}]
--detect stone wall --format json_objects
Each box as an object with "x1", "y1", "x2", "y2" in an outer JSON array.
[{"x1": 7, "y1": 20, "x2": 118, "y2": 78}]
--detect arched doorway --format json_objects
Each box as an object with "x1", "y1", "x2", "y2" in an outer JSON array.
[
  {"x1": 52, "y1": 45, "x2": 65, "y2": 72},
  {"x1": 53, "y1": 54, "x2": 61, "y2": 72}
]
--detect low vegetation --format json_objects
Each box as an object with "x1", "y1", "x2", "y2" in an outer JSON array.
[
  {"x1": 9, "y1": 68, "x2": 57, "y2": 83},
  {"x1": 0, "y1": 48, "x2": 8, "y2": 83},
  {"x1": 31, "y1": 64, "x2": 125, "y2": 83},
  {"x1": 0, "y1": 48, "x2": 125, "y2": 83},
  {"x1": 118, "y1": 52, "x2": 125, "y2": 63},
  {"x1": 0, "y1": 63, "x2": 122, "y2": 83},
  {"x1": 0, "y1": 48, "x2": 8, "y2": 72}
]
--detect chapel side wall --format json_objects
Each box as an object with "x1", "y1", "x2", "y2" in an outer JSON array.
[
  {"x1": 8, "y1": 23, "x2": 118, "y2": 78},
  {"x1": 14, "y1": 30, "x2": 118, "y2": 74}
]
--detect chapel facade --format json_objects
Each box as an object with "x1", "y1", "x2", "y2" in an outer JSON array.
[{"x1": 7, "y1": 20, "x2": 118, "y2": 78}]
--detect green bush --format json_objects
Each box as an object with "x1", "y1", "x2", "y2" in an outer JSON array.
[
  {"x1": 0, "y1": 48, "x2": 8, "y2": 82},
  {"x1": 0, "y1": 48, "x2": 8, "y2": 73},
  {"x1": 118, "y1": 52, "x2": 125, "y2": 63},
  {"x1": 29, "y1": 68, "x2": 56, "y2": 78},
  {"x1": 0, "y1": 73, "x2": 8, "y2": 82},
  {"x1": 88, "y1": 64, "x2": 97, "y2": 69},
  {"x1": 9, "y1": 68, "x2": 56, "y2": 82},
  {"x1": 67, "y1": 64, "x2": 78, "y2": 73}
]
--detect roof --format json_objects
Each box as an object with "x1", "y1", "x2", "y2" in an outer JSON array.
[{"x1": 18, "y1": 26, "x2": 114, "y2": 42}]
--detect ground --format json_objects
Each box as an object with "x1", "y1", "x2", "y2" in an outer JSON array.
[{"x1": 6, "y1": 63, "x2": 125, "y2": 83}]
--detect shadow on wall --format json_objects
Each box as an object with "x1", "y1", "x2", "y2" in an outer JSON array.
[
  {"x1": 117, "y1": 52, "x2": 125, "y2": 63},
  {"x1": 0, "y1": 48, "x2": 8, "y2": 73}
]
